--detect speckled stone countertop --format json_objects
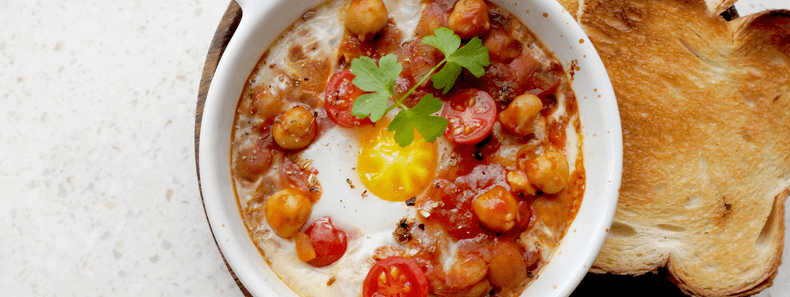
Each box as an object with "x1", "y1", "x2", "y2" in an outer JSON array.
[{"x1": 0, "y1": 0, "x2": 788, "y2": 296}]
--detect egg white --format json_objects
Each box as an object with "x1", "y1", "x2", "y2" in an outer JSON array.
[{"x1": 256, "y1": 125, "x2": 419, "y2": 297}]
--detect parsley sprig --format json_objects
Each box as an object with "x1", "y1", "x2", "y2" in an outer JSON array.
[{"x1": 350, "y1": 27, "x2": 490, "y2": 147}]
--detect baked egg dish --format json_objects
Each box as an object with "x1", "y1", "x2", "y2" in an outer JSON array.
[{"x1": 230, "y1": 0, "x2": 585, "y2": 296}]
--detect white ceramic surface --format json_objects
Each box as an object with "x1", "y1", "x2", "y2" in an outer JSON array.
[{"x1": 199, "y1": 0, "x2": 622, "y2": 296}]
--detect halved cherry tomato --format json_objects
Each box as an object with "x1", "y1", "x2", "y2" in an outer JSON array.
[
  {"x1": 324, "y1": 69, "x2": 373, "y2": 127},
  {"x1": 363, "y1": 256, "x2": 429, "y2": 297},
  {"x1": 440, "y1": 89, "x2": 497, "y2": 144},
  {"x1": 303, "y1": 216, "x2": 348, "y2": 267}
]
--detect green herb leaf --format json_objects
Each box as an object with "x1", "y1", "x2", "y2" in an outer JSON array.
[
  {"x1": 409, "y1": 94, "x2": 448, "y2": 143},
  {"x1": 349, "y1": 27, "x2": 489, "y2": 146},
  {"x1": 423, "y1": 28, "x2": 490, "y2": 94},
  {"x1": 350, "y1": 54, "x2": 402, "y2": 121},
  {"x1": 386, "y1": 110, "x2": 414, "y2": 147},
  {"x1": 350, "y1": 55, "x2": 401, "y2": 93},
  {"x1": 352, "y1": 92, "x2": 390, "y2": 122},
  {"x1": 421, "y1": 27, "x2": 461, "y2": 58},
  {"x1": 431, "y1": 63, "x2": 462, "y2": 94},
  {"x1": 449, "y1": 37, "x2": 489, "y2": 78},
  {"x1": 387, "y1": 94, "x2": 448, "y2": 146}
]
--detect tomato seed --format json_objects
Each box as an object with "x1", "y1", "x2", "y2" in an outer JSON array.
[
  {"x1": 390, "y1": 266, "x2": 401, "y2": 279},
  {"x1": 378, "y1": 271, "x2": 387, "y2": 285}
]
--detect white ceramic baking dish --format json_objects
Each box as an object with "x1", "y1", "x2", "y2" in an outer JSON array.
[{"x1": 199, "y1": 0, "x2": 623, "y2": 296}]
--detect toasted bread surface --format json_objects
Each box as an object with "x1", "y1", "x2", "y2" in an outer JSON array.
[
  {"x1": 558, "y1": 0, "x2": 790, "y2": 295},
  {"x1": 557, "y1": 0, "x2": 738, "y2": 18},
  {"x1": 556, "y1": 0, "x2": 580, "y2": 19}
]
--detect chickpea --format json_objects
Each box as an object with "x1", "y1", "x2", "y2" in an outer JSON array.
[
  {"x1": 515, "y1": 144, "x2": 540, "y2": 171},
  {"x1": 447, "y1": 0, "x2": 490, "y2": 39},
  {"x1": 234, "y1": 142, "x2": 273, "y2": 181},
  {"x1": 417, "y1": 16, "x2": 443, "y2": 38},
  {"x1": 251, "y1": 86, "x2": 284, "y2": 119},
  {"x1": 345, "y1": 0, "x2": 388, "y2": 42},
  {"x1": 472, "y1": 186, "x2": 519, "y2": 232},
  {"x1": 506, "y1": 170, "x2": 537, "y2": 196},
  {"x1": 458, "y1": 279, "x2": 492, "y2": 297},
  {"x1": 488, "y1": 241, "x2": 528, "y2": 289},
  {"x1": 272, "y1": 106, "x2": 318, "y2": 150},
  {"x1": 525, "y1": 151, "x2": 570, "y2": 194},
  {"x1": 264, "y1": 188, "x2": 313, "y2": 238},
  {"x1": 499, "y1": 94, "x2": 543, "y2": 137},
  {"x1": 433, "y1": 279, "x2": 492, "y2": 297},
  {"x1": 446, "y1": 254, "x2": 488, "y2": 288}
]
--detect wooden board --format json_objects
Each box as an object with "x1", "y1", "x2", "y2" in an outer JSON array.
[
  {"x1": 193, "y1": 2, "x2": 738, "y2": 296},
  {"x1": 194, "y1": 2, "x2": 251, "y2": 296}
]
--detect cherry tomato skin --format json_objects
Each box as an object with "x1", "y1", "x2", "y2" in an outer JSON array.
[
  {"x1": 304, "y1": 216, "x2": 348, "y2": 267},
  {"x1": 363, "y1": 256, "x2": 429, "y2": 297},
  {"x1": 441, "y1": 89, "x2": 497, "y2": 144},
  {"x1": 324, "y1": 69, "x2": 374, "y2": 127}
]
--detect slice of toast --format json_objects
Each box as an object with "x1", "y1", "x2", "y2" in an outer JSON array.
[
  {"x1": 556, "y1": 0, "x2": 790, "y2": 295},
  {"x1": 557, "y1": 0, "x2": 738, "y2": 19}
]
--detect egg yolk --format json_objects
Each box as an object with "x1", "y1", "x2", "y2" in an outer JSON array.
[{"x1": 358, "y1": 123, "x2": 438, "y2": 202}]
